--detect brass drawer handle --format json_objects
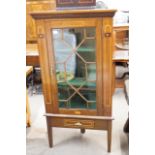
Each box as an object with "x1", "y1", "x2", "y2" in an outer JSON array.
[
  {"x1": 64, "y1": 119, "x2": 94, "y2": 128},
  {"x1": 74, "y1": 122, "x2": 82, "y2": 126}
]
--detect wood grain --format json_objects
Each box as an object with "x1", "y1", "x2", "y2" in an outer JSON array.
[
  {"x1": 102, "y1": 17, "x2": 113, "y2": 116},
  {"x1": 31, "y1": 9, "x2": 116, "y2": 19}
]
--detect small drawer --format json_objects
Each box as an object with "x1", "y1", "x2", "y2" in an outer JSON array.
[{"x1": 64, "y1": 119, "x2": 94, "y2": 129}]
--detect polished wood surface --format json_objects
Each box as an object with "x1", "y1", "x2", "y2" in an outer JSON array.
[
  {"x1": 59, "y1": 108, "x2": 97, "y2": 116},
  {"x1": 31, "y1": 9, "x2": 116, "y2": 19},
  {"x1": 44, "y1": 113, "x2": 114, "y2": 120},
  {"x1": 46, "y1": 115, "x2": 112, "y2": 130},
  {"x1": 26, "y1": 43, "x2": 38, "y2": 52},
  {"x1": 26, "y1": 43, "x2": 39, "y2": 66},
  {"x1": 32, "y1": 9, "x2": 116, "y2": 152},
  {"x1": 102, "y1": 17, "x2": 113, "y2": 116},
  {"x1": 26, "y1": 55, "x2": 40, "y2": 66}
]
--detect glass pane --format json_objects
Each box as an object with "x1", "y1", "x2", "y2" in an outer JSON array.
[
  {"x1": 79, "y1": 86, "x2": 96, "y2": 100},
  {"x1": 51, "y1": 27, "x2": 96, "y2": 110},
  {"x1": 88, "y1": 102, "x2": 96, "y2": 109},
  {"x1": 69, "y1": 94, "x2": 87, "y2": 109},
  {"x1": 86, "y1": 27, "x2": 95, "y2": 38},
  {"x1": 52, "y1": 29, "x2": 74, "y2": 63},
  {"x1": 87, "y1": 63, "x2": 96, "y2": 81},
  {"x1": 56, "y1": 63, "x2": 65, "y2": 82},
  {"x1": 77, "y1": 39, "x2": 96, "y2": 62}
]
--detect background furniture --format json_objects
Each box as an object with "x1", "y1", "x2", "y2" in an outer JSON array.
[
  {"x1": 26, "y1": 44, "x2": 43, "y2": 94},
  {"x1": 31, "y1": 8, "x2": 116, "y2": 152},
  {"x1": 26, "y1": 43, "x2": 39, "y2": 67},
  {"x1": 26, "y1": 66, "x2": 33, "y2": 127},
  {"x1": 26, "y1": 0, "x2": 56, "y2": 43},
  {"x1": 124, "y1": 79, "x2": 129, "y2": 135},
  {"x1": 113, "y1": 24, "x2": 129, "y2": 89}
]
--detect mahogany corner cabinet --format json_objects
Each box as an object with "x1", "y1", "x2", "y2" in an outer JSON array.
[{"x1": 31, "y1": 8, "x2": 116, "y2": 152}]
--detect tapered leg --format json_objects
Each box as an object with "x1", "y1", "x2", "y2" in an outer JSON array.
[
  {"x1": 80, "y1": 128, "x2": 85, "y2": 134},
  {"x1": 47, "y1": 126, "x2": 53, "y2": 147},
  {"x1": 46, "y1": 118, "x2": 53, "y2": 148},
  {"x1": 47, "y1": 125, "x2": 53, "y2": 147},
  {"x1": 27, "y1": 122, "x2": 31, "y2": 127},
  {"x1": 26, "y1": 89, "x2": 31, "y2": 127},
  {"x1": 112, "y1": 62, "x2": 116, "y2": 94},
  {"x1": 107, "y1": 121, "x2": 112, "y2": 152}
]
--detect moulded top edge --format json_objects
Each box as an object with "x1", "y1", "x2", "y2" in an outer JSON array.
[{"x1": 30, "y1": 9, "x2": 117, "y2": 20}]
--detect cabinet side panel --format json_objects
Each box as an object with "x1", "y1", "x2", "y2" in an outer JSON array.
[
  {"x1": 35, "y1": 20, "x2": 55, "y2": 113},
  {"x1": 45, "y1": 20, "x2": 59, "y2": 113},
  {"x1": 102, "y1": 17, "x2": 113, "y2": 116},
  {"x1": 96, "y1": 18, "x2": 104, "y2": 115}
]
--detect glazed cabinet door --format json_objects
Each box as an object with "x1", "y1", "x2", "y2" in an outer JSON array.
[{"x1": 45, "y1": 18, "x2": 103, "y2": 115}]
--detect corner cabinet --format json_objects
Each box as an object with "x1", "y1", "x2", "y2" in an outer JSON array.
[{"x1": 31, "y1": 9, "x2": 116, "y2": 152}]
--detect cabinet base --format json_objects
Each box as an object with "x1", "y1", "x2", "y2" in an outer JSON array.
[{"x1": 45, "y1": 113, "x2": 113, "y2": 152}]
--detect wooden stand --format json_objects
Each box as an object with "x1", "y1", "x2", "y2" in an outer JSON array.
[{"x1": 45, "y1": 114, "x2": 113, "y2": 152}]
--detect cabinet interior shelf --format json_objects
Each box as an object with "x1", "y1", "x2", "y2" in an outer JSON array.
[{"x1": 58, "y1": 78, "x2": 96, "y2": 87}]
